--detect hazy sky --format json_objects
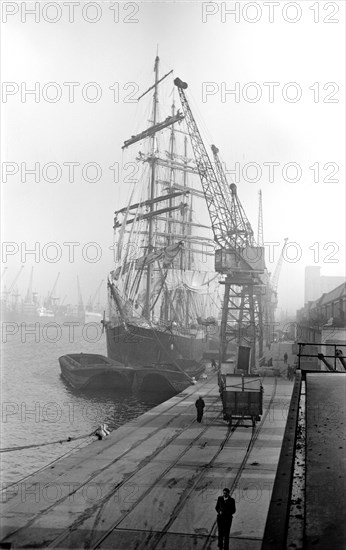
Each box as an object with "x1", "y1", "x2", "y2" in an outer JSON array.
[{"x1": 1, "y1": 1, "x2": 345, "y2": 314}]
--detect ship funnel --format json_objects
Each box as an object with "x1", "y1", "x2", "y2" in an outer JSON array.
[{"x1": 174, "y1": 77, "x2": 188, "y2": 90}]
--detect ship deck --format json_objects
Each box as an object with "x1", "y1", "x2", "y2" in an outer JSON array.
[{"x1": 1, "y1": 373, "x2": 294, "y2": 549}]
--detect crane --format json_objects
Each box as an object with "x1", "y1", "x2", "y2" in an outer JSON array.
[
  {"x1": 87, "y1": 280, "x2": 104, "y2": 311},
  {"x1": 1, "y1": 267, "x2": 8, "y2": 298},
  {"x1": 211, "y1": 145, "x2": 264, "y2": 362},
  {"x1": 268, "y1": 238, "x2": 288, "y2": 328},
  {"x1": 256, "y1": 190, "x2": 273, "y2": 349},
  {"x1": 257, "y1": 190, "x2": 264, "y2": 247},
  {"x1": 4, "y1": 266, "x2": 24, "y2": 297},
  {"x1": 25, "y1": 267, "x2": 34, "y2": 303},
  {"x1": 1, "y1": 267, "x2": 8, "y2": 280},
  {"x1": 271, "y1": 238, "x2": 288, "y2": 294},
  {"x1": 174, "y1": 77, "x2": 265, "y2": 369},
  {"x1": 45, "y1": 273, "x2": 60, "y2": 309},
  {"x1": 77, "y1": 276, "x2": 84, "y2": 312}
]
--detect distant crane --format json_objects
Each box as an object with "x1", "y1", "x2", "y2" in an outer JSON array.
[
  {"x1": 1, "y1": 267, "x2": 8, "y2": 297},
  {"x1": 256, "y1": 190, "x2": 272, "y2": 349},
  {"x1": 25, "y1": 267, "x2": 34, "y2": 303},
  {"x1": 45, "y1": 273, "x2": 60, "y2": 309},
  {"x1": 267, "y1": 238, "x2": 288, "y2": 329},
  {"x1": 257, "y1": 190, "x2": 264, "y2": 247},
  {"x1": 77, "y1": 276, "x2": 84, "y2": 313},
  {"x1": 1, "y1": 267, "x2": 8, "y2": 280},
  {"x1": 4, "y1": 266, "x2": 24, "y2": 299},
  {"x1": 271, "y1": 238, "x2": 288, "y2": 295},
  {"x1": 87, "y1": 280, "x2": 104, "y2": 311}
]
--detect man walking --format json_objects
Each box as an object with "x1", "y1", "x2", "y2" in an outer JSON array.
[
  {"x1": 195, "y1": 395, "x2": 205, "y2": 423},
  {"x1": 215, "y1": 488, "x2": 236, "y2": 549}
]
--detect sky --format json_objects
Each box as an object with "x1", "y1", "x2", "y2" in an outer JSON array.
[{"x1": 1, "y1": 0, "x2": 345, "y2": 315}]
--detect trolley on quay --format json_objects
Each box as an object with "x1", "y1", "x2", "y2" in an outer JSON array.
[{"x1": 219, "y1": 373, "x2": 263, "y2": 427}]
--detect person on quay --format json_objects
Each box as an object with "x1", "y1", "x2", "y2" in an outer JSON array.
[
  {"x1": 195, "y1": 395, "x2": 205, "y2": 423},
  {"x1": 284, "y1": 352, "x2": 288, "y2": 364},
  {"x1": 215, "y1": 487, "x2": 236, "y2": 550}
]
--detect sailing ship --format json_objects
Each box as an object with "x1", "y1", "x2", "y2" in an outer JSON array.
[{"x1": 105, "y1": 57, "x2": 222, "y2": 375}]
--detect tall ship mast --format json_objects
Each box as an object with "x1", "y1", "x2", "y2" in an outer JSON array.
[{"x1": 105, "y1": 57, "x2": 222, "y2": 371}]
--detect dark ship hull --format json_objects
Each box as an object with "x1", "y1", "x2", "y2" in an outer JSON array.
[{"x1": 105, "y1": 320, "x2": 209, "y2": 378}]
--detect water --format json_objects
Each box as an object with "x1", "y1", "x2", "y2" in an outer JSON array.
[{"x1": 1, "y1": 323, "x2": 172, "y2": 485}]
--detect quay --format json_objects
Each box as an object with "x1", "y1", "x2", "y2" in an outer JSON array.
[{"x1": 1, "y1": 373, "x2": 293, "y2": 550}]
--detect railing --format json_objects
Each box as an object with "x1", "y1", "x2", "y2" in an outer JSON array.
[{"x1": 297, "y1": 342, "x2": 346, "y2": 372}]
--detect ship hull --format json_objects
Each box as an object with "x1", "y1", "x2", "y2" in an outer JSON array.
[{"x1": 105, "y1": 320, "x2": 208, "y2": 373}]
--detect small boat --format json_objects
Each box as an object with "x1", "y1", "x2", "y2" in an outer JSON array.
[{"x1": 59, "y1": 353, "x2": 134, "y2": 390}]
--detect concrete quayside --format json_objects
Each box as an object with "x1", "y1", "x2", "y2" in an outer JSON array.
[{"x1": 1, "y1": 373, "x2": 293, "y2": 549}]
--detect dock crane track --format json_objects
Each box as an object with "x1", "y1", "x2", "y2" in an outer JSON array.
[
  {"x1": 50, "y1": 378, "x2": 278, "y2": 549},
  {"x1": 48, "y1": 392, "x2": 229, "y2": 549},
  {"x1": 202, "y1": 376, "x2": 278, "y2": 550},
  {"x1": 91, "y1": 421, "x2": 241, "y2": 550},
  {"x1": 1, "y1": 380, "x2": 217, "y2": 545},
  {"x1": 137, "y1": 379, "x2": 278, "y2": 550}
]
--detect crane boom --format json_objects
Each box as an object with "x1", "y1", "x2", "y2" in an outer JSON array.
[
  {"x1": 49, "y1": 273, "x2": 60, "y2": 300},
  {"x1": 174, "y1": 78, "x2": 232, "y2": 249},
  {"x1": 25, "y1": 267, "x2": 34, "y2": 303},
  {"x1": 77, "y1": 276, "x2": 84, "y2": 307},
  {"x1": 88, "y1": 279, "x2": 104, "y2": 309},
  {"x1": 257, "y1": 190, "x2": 264, "y2": 247},
  {"x1": 8, "y1": 266, "x2": 24, "y2": 293},
  {"x1": 271, "y1": 238, "x2": 288, "y2": 292},
  {"x1": 174, "y1": 76, "x2": 265, "y2": 368},
  {"x1": 211, "y1": 144, "x2": 255, "y2": 248}
]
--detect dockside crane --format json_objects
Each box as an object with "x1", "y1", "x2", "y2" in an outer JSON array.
[
  {"x1": 256, "y1": 191, "x2": 287, "y2": 346},
  {"x1": 256, "y1": 190, "x2": 272, "y2": 349},
  {"x1": 174, "y1": 77, "x2": 265, "y2": 370},
  {"x1": 212, "y1": 145, "x2": 265, "y2": 363}
]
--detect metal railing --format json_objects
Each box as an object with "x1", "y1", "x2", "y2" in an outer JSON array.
[{"x1": 297, "y1": 342, "x2": 346, "y2": 372}]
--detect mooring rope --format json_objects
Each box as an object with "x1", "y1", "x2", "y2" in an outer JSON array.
[{"x1": 0, "y1": 431, "x2": 96, "y2": 453}]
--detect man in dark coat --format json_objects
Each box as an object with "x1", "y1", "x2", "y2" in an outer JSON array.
[
  {"x1": 195, "y1": 396, "x2": 205, "y2": 423},
  {"x1": 215, "y1": 488, "x2": 236, "y2": 549}
]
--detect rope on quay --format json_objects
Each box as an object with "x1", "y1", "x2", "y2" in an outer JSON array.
[{"x1": 0, "y1": 431, "x2": 96, "y2": 453}]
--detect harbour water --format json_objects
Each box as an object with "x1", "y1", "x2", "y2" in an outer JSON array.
[{"x1": 1, "y1": 322, "x2": 172, "y2": 486}]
